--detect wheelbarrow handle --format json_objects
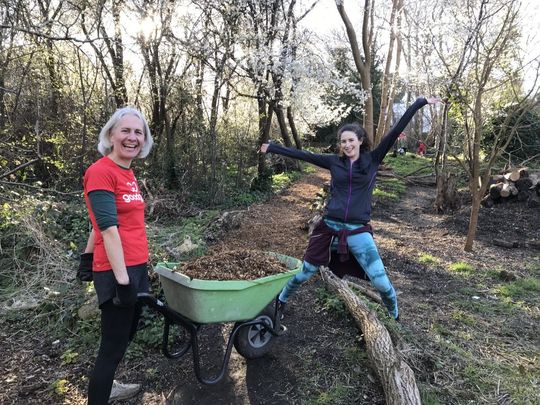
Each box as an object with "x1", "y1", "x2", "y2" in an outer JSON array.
[{"x1": 137, "y1": 292, "x2": 165, "y2": 308}]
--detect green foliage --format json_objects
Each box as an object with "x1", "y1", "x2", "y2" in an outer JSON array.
[
  {"x1": 228, "y1": 190, "x2": 266, "y2": 207},
  {"x1": 483, "y1": 104, "x2": 540, "y2": 161},
  {"x1": 450, "y1": 309, "x2": 476, "y2": 326},
  {"x1": 0, "y1": 188, "x2": 88, "y2": 312},
  {"x1": 250, "y1": 167, "x2": 273, "y2": 193},
  {"x1": 315, "y1": 47, "x2": 384, "y2": 145},
  {"x1": 64, "y1": 316, "x2": 101, "y2": 351},
  {"x1": 315, "y1": 287, "x2": 347, "y2": 316},
  {"x1": 60, "y1": 349, "x2": 79, "y2": 365},
  {"x1": 271, "y1": 172, "x2": 294, "y2": 192},
  {"x1": 126, "y1": 316, "x2": 164, "y2": 359},
  {"x1": 50, "y1": 379, "x2": 69, "y2": 395}
]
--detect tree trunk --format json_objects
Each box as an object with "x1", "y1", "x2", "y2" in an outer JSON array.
[
  {"x1": 434, "y1": 102, "x2": 451, "y2": 211},
  {"x1": 374, "y1": 0, "x2": 403, "y2": 146},
  {"x1": 320, "y1": 268, "x2": 421, "y2": 405},
  {"x1": 273, "y1": 104, "x2": 293, "y2": 147},
  {"x1": 257, "y1": 97, "x2": 273, "y2": 179},
  {"x1": 111, "y1": 0, "x2": 127, "y2": 106},
  {"x1": 287, "y1": 106, "x2": 302, "y2": 149},
  {"x1": 464, "y1": 188, "x2": 482, "y2": 251},
  {"x1": 434, "y1": 172, "x2": 458, "y2": 213},
  {"x1": 336, "y1": 0, "x2": 375, "y2": 143}
]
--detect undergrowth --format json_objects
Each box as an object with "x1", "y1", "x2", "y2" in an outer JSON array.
[{"x1": 0, "y1": 167, "x2": 311, "y2": 370}]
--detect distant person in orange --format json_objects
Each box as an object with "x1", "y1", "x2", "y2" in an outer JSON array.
[{"x1": 416, "y1": 140, "x2": 427, "y2": 156}]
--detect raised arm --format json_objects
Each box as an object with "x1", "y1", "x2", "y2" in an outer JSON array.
[
  {"x1": 260, "y1": 142, "x2": 335, "y2": 170},
  {"x1": 373, "y1": 97, "x2": 441, "y2": 162}
]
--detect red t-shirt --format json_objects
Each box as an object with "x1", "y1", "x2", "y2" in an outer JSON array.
[{"x1": 83, "y1": 156, "x2": 149, "y2": 271}]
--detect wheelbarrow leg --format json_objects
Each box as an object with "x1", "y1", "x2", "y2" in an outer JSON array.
[
  {"x1": 137, "y1": 293, "x2": 193, "y2": 359},
  {"x1": 190, "y1": 319, "x2": 272, "y2": 385}
]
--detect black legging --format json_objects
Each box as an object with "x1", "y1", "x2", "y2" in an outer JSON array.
[{"x1": 87, "y1": 300, "x2": 141, "y2": 404}]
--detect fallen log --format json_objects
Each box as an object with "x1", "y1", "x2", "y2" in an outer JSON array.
[
  {"x1": 320, "y1": 267, "x2": 421, "y2": 405},
  {"x1": 500, "y1": 183, "x2": 511, "y2": 198},
  {"x1": 514, "y1": 177, "x2": 533, "y2": 192},
  {"x1": 489, "y1": 183, "x2": 503, "y2": 200},
  {"x1": 528, "y1": 193, "x2": 540, "y2": 208},
  {"x1": 517, "y1": 167, "x2": 529, "y2": 178},
  {"x1": 517, "y1": 190, "x2": 529, "y2": 202},
  {"x1": 493, "y1": 239, "x2": 518, "y2": 248},
  {"x1": 503, "y1": 168, "x2": 521, "y2": 182},
  {"x1": 481, "y1": 195, "x2": 495, "y2": 208},
  {"x1": 404, "y1": 174, "x2": 436, "y2": 187},
  {"x1": 344, "y1": 278, "x2": 383, "y2": 304}
]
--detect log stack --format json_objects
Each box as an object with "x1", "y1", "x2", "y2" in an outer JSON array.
[{"x1": 482, "y1": 167, "x2": 540, "y2": 208}]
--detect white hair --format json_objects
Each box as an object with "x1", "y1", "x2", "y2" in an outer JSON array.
[{"x1": 97, "y1": 107, "x2": 154, "y2": 158}]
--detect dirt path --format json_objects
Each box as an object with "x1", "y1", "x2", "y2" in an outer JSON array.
[
  {"x1": 164, "y1": 167, "x2": 539, "y2": 404},
  {"x1": 2, "y1": 167, "x2": 538, "y2": 404},
  {"x1": 164, "y1": 168, "x2": 386, "y2": 404}
]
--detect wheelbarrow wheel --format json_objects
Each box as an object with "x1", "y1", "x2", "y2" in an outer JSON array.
[{"x1": 233, "y1": 305, "x2": 275, "y2": 359}]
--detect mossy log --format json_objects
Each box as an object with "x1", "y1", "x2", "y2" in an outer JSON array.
[{"x1": 320, "y1": 267, "x2": 421, "y2": 405}]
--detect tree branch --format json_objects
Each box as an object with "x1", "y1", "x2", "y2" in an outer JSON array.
[{"x1": 0, "y1": 158, "x2": 41, "y2": 180}]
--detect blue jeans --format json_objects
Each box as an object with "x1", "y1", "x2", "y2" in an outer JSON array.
[{"x1": 279, "y1": 219, "x2": 398, "y2": 319}]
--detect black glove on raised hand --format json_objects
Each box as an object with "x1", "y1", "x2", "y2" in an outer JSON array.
[
  {"x1": 77, "y1": 253, "x2": 94, "y2": 282},
  {"x1": 113, "y1": 282, "x2": 137, "y2": 308}
]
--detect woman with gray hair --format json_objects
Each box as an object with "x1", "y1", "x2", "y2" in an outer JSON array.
[{"x1": 80, "y1": 107, "x2": 153, "y2": 403}]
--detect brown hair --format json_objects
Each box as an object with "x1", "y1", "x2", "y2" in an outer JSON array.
[{"x1": 336, "y1": 123, "x2": 371, "y2": 154}]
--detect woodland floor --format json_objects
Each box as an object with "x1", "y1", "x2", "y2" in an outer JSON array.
[{"x1": 1, "y1": 167, "x2": 539, "y2": 404}]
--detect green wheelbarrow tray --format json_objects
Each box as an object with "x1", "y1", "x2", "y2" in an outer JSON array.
[{"x1": 154, "y1": 252, "x2": 301, "y2": 324}]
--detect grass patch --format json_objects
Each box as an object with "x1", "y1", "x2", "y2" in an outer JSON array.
[
  {"x1": 449, "y1": 309, "x2": 476, "y2": 326},
  {"x1": 419, "y1": 385, "x2": 444, "y2": 405},
  {"x1": 454, "y1": 296, "x2": 516, "y2": 316},
  {"x1": 493, "y1": 277, "x2": 540, "y2": 310},
  {"x1": 384, "y1": 153, "x2": 432, "y2": 177},
  {"x1": 418, "y1": 253, "x2": 440, "y2": 265},
  {"x1": 448, "y1": 261, "x2": 475, "y2": 276},
  {"x1": 373, "y1": 177, "x2": 406, "y2": 201},
  {"x1": 496, "y1": 277, "x2": 540, "y2": 299},
  {"x1": 314, "y1": 384, "x2": 353, "y2": 405}
]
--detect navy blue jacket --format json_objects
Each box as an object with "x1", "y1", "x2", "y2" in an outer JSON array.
[{"x1": 267, "y1": 97, "x2": 428, "y2": 224}]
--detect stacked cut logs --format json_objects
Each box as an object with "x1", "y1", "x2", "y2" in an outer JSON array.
[{"x1": 482, "y1": 167, "x2": 540, "y2": 208}]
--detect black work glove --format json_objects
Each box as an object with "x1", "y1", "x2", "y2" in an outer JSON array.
[
  {"x1": 77, "y1": 253, "x2": 93, "y2": 282},
  {"x1": 113, "y1": 282, "x2": 137, "y2": 308}
]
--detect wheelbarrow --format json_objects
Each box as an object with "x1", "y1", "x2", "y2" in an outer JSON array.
[{"x1": 138, "y1": 252, "x2": 301, "y2": 385}]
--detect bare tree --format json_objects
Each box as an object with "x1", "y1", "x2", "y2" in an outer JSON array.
[
  {"x1": 427, "y1": 0, "x2": 539, "y2": 251},
  {"x1": 335, "y1": 0, "x2": 375, "y2": 142},
  {"x1": 80, "y1": 0, "x2": 128, "y2": 107}
]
